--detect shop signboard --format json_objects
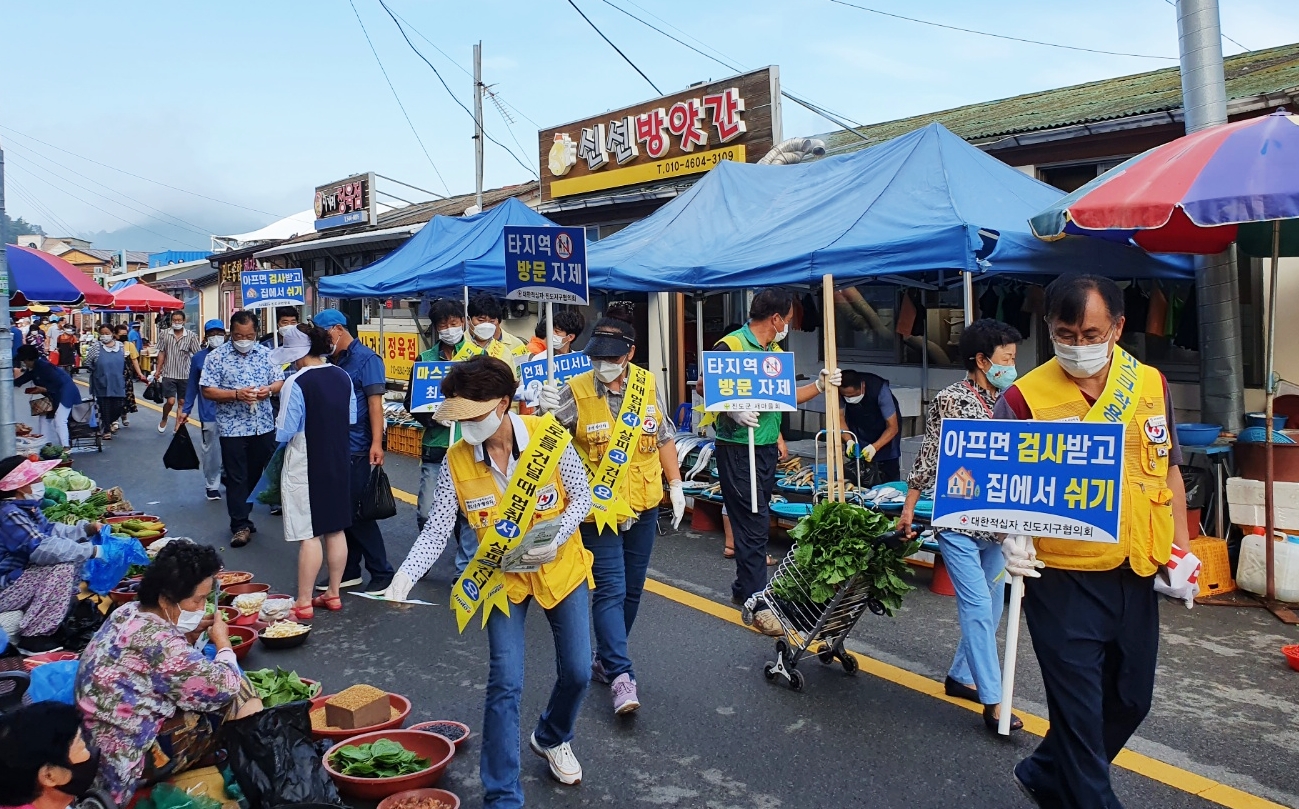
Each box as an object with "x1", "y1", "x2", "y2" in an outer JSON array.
[
  {"x1": 408, "y1": 361, "x2": 455, "y2": 413},
  {"x1": 217, "y1": 255, "x2": 257, "y2": 286},
  {"x1": 931, "y1": 419, "x2": 1126, "y2": 543},
  {"x1": 701, "y1": 351, "x2": 798, "y2": 412},
  {"x1": 504, "y1": 225, "x2": 588, "y2": 305},
  {"x1": 357, "y1": 326, "x2": 419, "y2": 383},
  {"x1": 239, "y1": 268, "x2": 305, "y2": 310},
  {"x1": 538, "y1": 67, "x2": 782, "y2": 201},
  {"x1": 314, "y1": 172, "x2": 378, "y2": 231}
]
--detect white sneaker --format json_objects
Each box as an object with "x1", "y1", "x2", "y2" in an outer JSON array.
[{"x1": 529, "y1": 733, "x2": 582, "y2": 785}]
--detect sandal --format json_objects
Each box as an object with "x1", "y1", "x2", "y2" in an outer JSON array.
[
  {"x1": 290, "y1": 605, "x2": 314, "y2": 621},
  {"x1": 311, "y1": 594, "x2": 343, "y2": 612},
  {"x1": 983, "y1": 704, "x2": 1023, "y2": 734},
  {"x1": 723, "y1": 548, "x2": 735, "y2": 559}
]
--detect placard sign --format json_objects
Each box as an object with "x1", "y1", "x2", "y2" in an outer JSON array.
[
  {"x1": 356, "y1": 327, "x2": 419, "y2": 383},
  {"x1": 701, "y1": 351, "x2": 798, "y2": 412},
  {"x1": 409, "y1": 361, "x2": 455, "y2": 413},
  {"x1": 504, "y1": 226, "x2": 588, "y2": 305},
  {"x1": 518, "y1": 352, "x2": 591, "y2": 389},
  {"x1": 931, "y1": 418, "x2": 1126, "y2": 543},
  {"x1": 240, "y1": 269, "x2": 305, "y2": 310}
]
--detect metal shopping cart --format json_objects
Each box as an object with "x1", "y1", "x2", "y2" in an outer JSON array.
[{"x1": 744, "y1": 527, "x2": 912, "y2": 691}]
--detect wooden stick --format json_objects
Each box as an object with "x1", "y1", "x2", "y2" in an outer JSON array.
[{"x1": 822, "y1": 274, "x2": 844, "y2": 502}]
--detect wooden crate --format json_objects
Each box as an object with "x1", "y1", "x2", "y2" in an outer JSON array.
[{"x1": 385, "y1": 423, "x2": 423, "y2": 458}]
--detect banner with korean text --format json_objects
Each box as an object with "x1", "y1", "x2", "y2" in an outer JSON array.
[
  {"x1": 931, "y1": 418, "x2": 1126, "y2": 543},
  {"x1": 701, "y1": 351, "x2": 798, "y2": 412}
]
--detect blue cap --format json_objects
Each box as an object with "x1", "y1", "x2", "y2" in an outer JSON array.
[
  {"x1": 203, "y1": 319, "x2": 225, "y2": 333},
  {"x1": 313, "y1": 309, "x2": 347, "y2": 329}
]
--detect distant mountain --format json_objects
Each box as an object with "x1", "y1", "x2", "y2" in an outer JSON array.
[{"x1": 82, "y1": 222, "x2": 212, "y2": 253}]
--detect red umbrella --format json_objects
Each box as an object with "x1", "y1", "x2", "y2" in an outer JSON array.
[
  {"x1": 5, "y1": 244, "x2": 115, "y2": 306},
  {"x1": 109, "y1": 284, "x2": 185, "y2": 312}
]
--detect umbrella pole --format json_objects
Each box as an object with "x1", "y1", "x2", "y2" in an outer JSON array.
[
  {"x1": 1265, "y1": 220, "x2": 1281, "y2": 602},
  {"x1": 822, "y1": 274, "x2": 844, "y2": 503},
  {"x1": 696, "y1": 294, "x2": 705, "y2": 436}
]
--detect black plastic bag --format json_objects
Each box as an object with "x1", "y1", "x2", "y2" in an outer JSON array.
[
  {"x1": 222, "y1": 703, "x2": 343, "y2": 809},
  {"x1": 24, "y1": 596, "x2": 107, "y2": 653},
  {"x1": 1182, "y1": 467, "x2": 1211, "y2": 510},
  {"x1": 163, "y1": 426, "x2": 201, "y2": 471},
  {"x1": 357, "y1": 464, "x2": 397, "y2": 521},
  {"x1": 143, "y1": 379, "x2": 165, "y2": 404}
]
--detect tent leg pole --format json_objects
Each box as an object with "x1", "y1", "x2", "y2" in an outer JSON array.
[
  {"x1": 696, "y1": 294, "x2": 705, "y2": 435},
  {"x1": 1266, "y1": 220, "x2": 1281, "y2": 602},
  {"x1": 378, "y1": 301, "x2": 386, "y2": 378},
  {"x1": 963, "y1": 270, "x2": 975, "y2": 326},
  {"x1": 545, "y1": 301, "x2": 555, "y2": 385}
]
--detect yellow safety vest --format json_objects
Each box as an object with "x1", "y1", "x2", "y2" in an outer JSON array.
[
  {"x1": 446, "y1": 416, "x2": 593, "y2": 608},
  {"x1": 569, "y1": 368, "x2": 665, "y2": 516},
  {"x1": 1014, "y1": 355, "x2": 1175, "y2": 576}
]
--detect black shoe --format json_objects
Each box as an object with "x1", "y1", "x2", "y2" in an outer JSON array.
[
  {"x1": 983, "y1": 704, "x2": 1023, "y2": 735},
  {"x1": 944, "y1": 675, "x2": 980, "y2": 703},
  {"x1": 364, "y1": 577, "x2": 394, "y2": 596},
  {"x1": 205, "y1": 489, "x2": 221, "y2": 501},
  {"x1": 317, "y1": 576, "x2": 363, "y2": 592},
  {"x1": 1013, "y1": 763, "x2": 1063, "y2": 809},
  {"x1": 270, "y1": 506, "x2": 283, "y2": 516}
]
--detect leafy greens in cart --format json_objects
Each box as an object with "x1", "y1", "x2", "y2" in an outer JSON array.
[
  {"x1": 329, "y1": 739, "x2": 431, "y2": 778},
  {"x1": 772, "y1": 502, "x2": 921, "y2": 615}
]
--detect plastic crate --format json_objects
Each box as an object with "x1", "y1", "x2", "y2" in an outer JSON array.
[
  {"x1": 385, "y1": 423, "x2": 424, "y2": 458},
  {"x1": 1190, "y1": 535, "x2": 1236, "y2": 597}
]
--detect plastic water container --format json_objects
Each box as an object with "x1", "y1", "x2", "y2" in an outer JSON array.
[{"x1": 1236, "y1": 531, "x2": 1299, "y2": 603}]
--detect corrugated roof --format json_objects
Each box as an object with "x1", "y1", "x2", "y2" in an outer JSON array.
[
  {"x1": 822, "y1": 42, "x2": 1299, "y2": 155},
  {"x1": 80, "y1": 248, "x2": 153, "y2": 264}
]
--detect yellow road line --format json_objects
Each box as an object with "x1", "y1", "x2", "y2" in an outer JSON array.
[{"x1": 101, "y1": 381, "x2": 1286, "y2": 809}]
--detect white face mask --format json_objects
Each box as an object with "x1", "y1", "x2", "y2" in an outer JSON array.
[
  {"x1": 438, "y1": 326, "x2": 464, "y2": 345},
  {"x1": 172, "y1": 322, "x2": 185, "y2": 331},
  {"x1": 1053, "y1": 339, "x2": 1112, "y2": 379},
  {"x1": 845, "y1": 393, "x2": 865, "y2": 405},
  {"x1": 472, "y1": 322, "x2": 497, "y2": 341},
  {"x1": 549, "y1": 334, "x2": 568, "y2": 350},
  {"x1": 28, "y1": 482, "x2": 45, "y2": 501},
  {"x1": 176, "y1": 607, "x2": 204, "y2": 634},
  {"x1": 99, "y1": 334, "x2": 113, "y2": 344},
  {"x1": 233, "y1": 339, "x2": 255, "y2": 354},
  {"x1": 594, "y1": 360, "x2": 625, "y2": 383},
  {"x1": 774, "y1": 318, "x2": 790, "y2": 343},
  {"x1": 208, "y1": 336, "x2": 226, "y2": 349},
  {"x1": 460, "y1": 408, "x2": 503, "y2": 446}
]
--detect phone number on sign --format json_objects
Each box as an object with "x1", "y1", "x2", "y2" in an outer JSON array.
[{"x1": 656, "y1": 148, "x2": 742, "y2": 176}]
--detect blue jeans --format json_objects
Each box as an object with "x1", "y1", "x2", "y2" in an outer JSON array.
[
  {"x1": 582, "y1": 508, "x2": 657, "y2": 680},
  {"x1": 418, "y1": 461, "x2": 478, "y2": 576},
  {"x1": 482, "y1": 585, "x2": 592, "y2": 809},
  {"x1": 937, "y1": 530, "x2": 1007, "y2": 705}
]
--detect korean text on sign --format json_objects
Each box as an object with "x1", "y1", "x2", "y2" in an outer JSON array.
[
  {"x1": 356, "y1": 328, "x2": 419, "y2": 383},
  {"x1": 409, "y1": 362, "x2": 455, "y2": 414},
  {"x1": 503, "y1": 225, "x2": 588, "y2": 305},
  {"x1": 517, "y1": 352, "x2": 592, "y2": 390},
  {"x1": 701, "y1": 351, "x2": 797, "y2": 413},
  {"x1": 930, "y1": 418, "x2": 1126, "y2": 543},
  {"x1": 240, "y1": 269, "x2": 305, "y2": 309}
]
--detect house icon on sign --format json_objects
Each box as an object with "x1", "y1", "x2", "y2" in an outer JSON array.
[{"x1": 947, "y1": 467, "x2": 978, "y2": 499}]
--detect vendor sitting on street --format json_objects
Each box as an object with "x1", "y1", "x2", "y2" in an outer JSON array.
[
  {"x1": 76, "y1": 540, "x2": 262, "y2": 805},
  {"x1": 837, "y1": 368, "x2": 902, "y2": 483},
  {"x1": 0, "y1": 701, "x2": 104, "y2": 809},
  {"x1": 383, "y1": 355, "x2": 594, "y2": 808},
  {"x1": 0, "y1": 456, "x2": 101, "y2": 642}
]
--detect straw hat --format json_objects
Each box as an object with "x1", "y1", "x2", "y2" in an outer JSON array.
[{"x1": 433, "y1": 395, "x2": 503, "y2": 423}]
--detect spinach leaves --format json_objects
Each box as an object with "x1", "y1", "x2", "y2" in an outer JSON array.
[{"x1": 330, "y1": 739, "x2": 431, "y2": 778}]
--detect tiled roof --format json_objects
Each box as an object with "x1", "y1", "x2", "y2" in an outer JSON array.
[{"x1": 822, "y1": 42, "x2": 1299, "y2": 155}]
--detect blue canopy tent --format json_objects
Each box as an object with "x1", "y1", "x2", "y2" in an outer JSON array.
[
  {"x1": 317, "y1": 198, "x2": 557, "y2": 299},
  {"x1": 586, "y1": 122, "x2": 1190, "y2": 292}
]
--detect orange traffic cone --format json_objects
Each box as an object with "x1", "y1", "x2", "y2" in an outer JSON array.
[{"x1": 930, "y1": 556, "x2": 957, "y2": 597}]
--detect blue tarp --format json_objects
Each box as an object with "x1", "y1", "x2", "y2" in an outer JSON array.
[
  {"x1": 317, "y1": 198, "x2": 557, "y2": 299},
  {"x1": 586, "y1": 123, "x2": 1191, "y2": 292}
]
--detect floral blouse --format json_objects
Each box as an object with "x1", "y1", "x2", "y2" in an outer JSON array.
[
  {"x1": 75, "y1": 603, "x2": 242, "y2": 803},
  {"x1": 907, "y1": 378, "x2": 1000, "y2": 543}
]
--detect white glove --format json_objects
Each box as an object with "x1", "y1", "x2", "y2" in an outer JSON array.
[
  {"x1": 1153, "y1": 546, "x2": 1201, "y2": 609},
  {"x1": 731, "y1": 410, "x2": 760, "y2": 429},
  {"x1": 816, "y1": 368, "x2": 842, "y2": 392},
  {"x1": 1001, "y1": 535, "x2": 1044, "y2": 578},
  {"x1": 537, "y1": 382, "x2": 561, "y2": 414},
  {"x1": 519, "y1": 537, "x2": 561, "y2": 567},
  {"x1": 381, "y1": 571, "x2": 414, "y2": 602},
  {"x1": 860, "y1": 443, "x2": 877, "y2": 463},
  {"x1": 669, "y1": 480, "x2": 686, "y2": 530}
]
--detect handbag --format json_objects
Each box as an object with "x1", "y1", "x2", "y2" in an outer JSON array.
[
  {"x1": 357, "y1": 465, "x2": 398, "y2": 521},
  {"x1": 29, "y1": 395, "x2": 55, "y2": 417}
]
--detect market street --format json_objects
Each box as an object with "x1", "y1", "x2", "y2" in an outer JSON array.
[{"x1": 70, "y1": 388, "x2": 1299, "y2": 809}]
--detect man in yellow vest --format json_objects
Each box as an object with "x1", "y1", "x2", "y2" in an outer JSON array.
[
  {"x1": 382, "y1": 355, "x2": 595, "y2": 806},
  {"x1": 468, "y1": 293, "x2": 528, "y2": 357},
  {"x1": 992, "y1": 274, "x2": 1202, "y2": 808},
  {"x1": 539, "y1": 315, "x2": 686, "y2": 716},
  {"x1": 704, "y1": 289, "x2": 839, "y2": 636}
]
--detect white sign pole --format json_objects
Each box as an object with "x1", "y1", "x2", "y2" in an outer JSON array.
[
  {"x1": 748, "y1": 425, "x2": 758, "y2": 514},
  {"x1": 998, "y1": 535, "x2": 1028, "y2": 737},
  {"x1": 545, "y1": 301, "x2": 555, "y2": 385}
]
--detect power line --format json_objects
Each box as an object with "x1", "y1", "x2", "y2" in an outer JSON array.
[
  {"x1": 347, "y1": 0, "x2": 452, "y2": 196},
  {"x1": 1160, "y1": 0, "x2": 1250, "y2": 52},
  {"x1": 563, "y1": 0, "x2": 661, "y2": 94},
  {"x1": 0, "y1": 123, "x2": 287, "y2": 219},
  {"x1": 375, "y1": 0, "x2": 540, "y2": 179},
  {"x1": 4, "y1": 175, "x2": 78, "y2": 236},
  {"x1": 829, "y1": 0, "x2": 1178, "y2": 60}
]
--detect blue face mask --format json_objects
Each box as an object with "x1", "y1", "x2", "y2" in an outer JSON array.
[{"x1": 986, "y1": 362, "x2": 1018, "y2": 390}]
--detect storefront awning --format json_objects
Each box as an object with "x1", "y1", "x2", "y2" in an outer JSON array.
[{"x1": 254, "y1": 223, "x2": 425, "y2": 261}]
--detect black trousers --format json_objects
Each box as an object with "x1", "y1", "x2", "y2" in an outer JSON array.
[
  {"x1": 1017, "y1": 566, "x2": 1159, "y2": 809},
  {"x1": 716, "y1": 441, "x2": 779, "y2": 602},
  {"x1": 219, "y1": 431, "x2": 276, "y2": 533},
  {"x1": 343, "y1": 455, "x2": 394, "y2": 583}
]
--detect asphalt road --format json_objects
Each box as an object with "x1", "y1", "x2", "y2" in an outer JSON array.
[{"x1": 64, "y1": 389, "x2": 1299, "y2": 809}]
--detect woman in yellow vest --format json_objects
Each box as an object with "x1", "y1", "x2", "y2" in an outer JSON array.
[
  {"x1": 992, "y1": 274, "x2": 1201, "y2": 808},
  {"x1": 539, "y1": 315, "x2": 686, "y2": 716},
  {"x1": 381, "y1": 355, "x2": 595, "y2": 807}
]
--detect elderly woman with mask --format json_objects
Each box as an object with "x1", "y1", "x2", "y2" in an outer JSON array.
[{"x1": 0, "y1": 702, "x2": 104, "y2": 809}]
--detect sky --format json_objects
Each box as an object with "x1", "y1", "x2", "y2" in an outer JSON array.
[{"x1": 1, "y1": 0, "x2": 1296, "y2": 252}]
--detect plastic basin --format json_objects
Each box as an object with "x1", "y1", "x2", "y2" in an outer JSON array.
[
  {"x1": 409, "y1": 720, "x2": 471, "y2": 750},
  {"x1": 1175, "y1": 423, "x2": 1222, "y2": 447},
  {"x1": 377, "y1": 788, "x2": 461, "y2": 809},
  {"x1": 227, "y1": 626, "x2": 257, "y2": 661},
  {"x1": 309, "y1": 693, "x2": 412, "y2": 741},
  {"x1": 323, "y1": 729, "x2": 454, "y2": 801},
  {"x1": 1284, "y1": 645, "x2": 1299, "y2": 673},
  {"x1": 219, "y1": 583, "x2": 271, "y2": 605},
  {"x1": 1247, "y1": 412, "x2": 1288, "y2": 430},
  {"x1": 23, "y1": 651, "x2": 79, "y2": 671}
]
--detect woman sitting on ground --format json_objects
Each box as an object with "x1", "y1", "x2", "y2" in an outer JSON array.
[
  {"x1": 76, "y1": 541, "x2": 262, "y2": 804},
  {"x1": 0, "y1": 456, "x2": 101, "y2": 642},
  {"x1": 0, "y1": 701, "x2": 104, "y2": 809}
]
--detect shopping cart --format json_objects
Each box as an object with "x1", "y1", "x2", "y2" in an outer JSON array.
[{"x1": 744, "y1": 527, "x2": 912, "y2": 691}]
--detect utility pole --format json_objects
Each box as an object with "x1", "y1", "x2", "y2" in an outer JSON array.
[
  {"x1": 1178, "y1": 0, "x2": 1244, "y2": 433},
  {"x1": 473, "y1": 41, "x2": 484, "y2": 213},
  {"x1": 0, "y1": 142, "x2": 15, "y2": 459}
]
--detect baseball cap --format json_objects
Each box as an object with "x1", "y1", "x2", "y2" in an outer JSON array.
[
  {"x1": 203, "y1": 319, "x2": 226, "y2": 333},
  {"x1": 584, "y1": 317, "x2": 635, "y2": 359},
  {"x1": 313, "y1": 309, "x2": 348, "y2": 329}
]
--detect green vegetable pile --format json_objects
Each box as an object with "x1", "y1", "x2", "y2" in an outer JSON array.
[
  {"x1": 771, "y1": 502, "x2": 921, "y2": 616},
  {"x1": 43, "y1": 469, "x2": 94, "y2": 492},
  {"x1": 42, "y1": 497, "x2": 106, "y2": 524},
  {"x1": 330, "y1": 739, "x2": 430, "y2": 778},
  {"x1": 246, "y1": 667, "x2": 322, "y2": 707}
]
